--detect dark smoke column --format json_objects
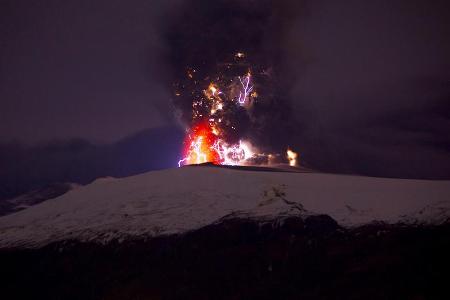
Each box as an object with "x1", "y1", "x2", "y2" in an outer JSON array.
[{"x1": 163, "y1": 0, "x2": 303, "y2": 162}]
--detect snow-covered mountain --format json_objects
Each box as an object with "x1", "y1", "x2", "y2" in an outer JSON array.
[
  {"x1": 0, "y1": 165, "x2": 449, "y2": 248},
  {"x1": 0, "y1": 182, "x2": 78, "y2": 217}
]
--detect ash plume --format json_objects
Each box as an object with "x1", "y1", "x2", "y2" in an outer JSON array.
[{"x1": 163, "y1": 0, "x2": 304, "y2": 155}]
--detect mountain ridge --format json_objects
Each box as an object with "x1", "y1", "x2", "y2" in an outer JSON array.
[{"x1": 1, "y1": 165, "x2": 449, "y2": 249}]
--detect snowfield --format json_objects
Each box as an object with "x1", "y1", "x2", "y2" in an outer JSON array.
[{"x1": 0, "y1": 165, "x2": 449, "y2": 248}]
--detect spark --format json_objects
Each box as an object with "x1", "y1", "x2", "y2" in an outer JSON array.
[
  {"x1": 205, "y1": 83, "x2": 222, "y2": 99},
  {"x1": 209, "y1": 84, "x2": 217, "y2": 96}
]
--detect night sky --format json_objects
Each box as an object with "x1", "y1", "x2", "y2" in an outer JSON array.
[{"x1": 1, "y1": 0, "x2": 449, "y2": 199}]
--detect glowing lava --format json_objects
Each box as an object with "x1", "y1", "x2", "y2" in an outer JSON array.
[
  {"x1": 178, "y1": 123, "x2": 221, "y2": 167},
  {"x1": 178, "y1": 122, "x2": 256, "y2": 167}
]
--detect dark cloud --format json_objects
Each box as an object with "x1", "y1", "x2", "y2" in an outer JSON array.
[
  {"x1": 0, "y1": 126, "x2": 183, "y2": 200},
  {"x1": 280, "y1": 0, "x2": 450, "y2": 178},
  {"x1": 0, "y1": 0, "x2": 179, "y2": 143}
]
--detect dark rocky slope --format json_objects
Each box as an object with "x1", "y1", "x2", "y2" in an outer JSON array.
[{"x1": 1, "y1": 215, "x2": 449, "y2": 300}]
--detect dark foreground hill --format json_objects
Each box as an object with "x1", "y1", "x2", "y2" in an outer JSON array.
[{"x1": 1, "y1": 215, "x2": 450, "y2": 300}]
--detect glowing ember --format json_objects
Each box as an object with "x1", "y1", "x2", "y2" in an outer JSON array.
[{"x1": 286, "y1": 148, "x2": 298, "y2": 167}]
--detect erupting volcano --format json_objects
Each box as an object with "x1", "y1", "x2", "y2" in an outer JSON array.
[
  {"x1": 165, "y1": 0, "x2": 303, "y2": 168},
  {"x1": 177, "y1": 53, "x2": 297, "y2": 167}
]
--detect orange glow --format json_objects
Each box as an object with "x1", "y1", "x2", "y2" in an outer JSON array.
[
  {"x1": 180, "y1": 122, "x2": 221, "y2": 166},
  {"x1": 204, "y1": 83, "x2": 220, "y2": 99}
]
